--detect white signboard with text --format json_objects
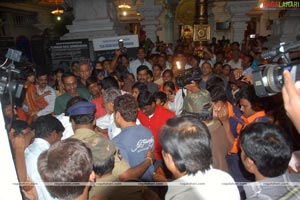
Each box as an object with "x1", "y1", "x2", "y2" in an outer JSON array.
[{"x1": 92, "y1": 35, "x2": 139, "y2": 51}]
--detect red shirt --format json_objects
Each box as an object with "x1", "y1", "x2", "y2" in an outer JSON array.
[
  {"x1": 138, "y1": 105, "x2": 175, "y2": 160},
  {"x1": 91, "y1": 96, "x2": 107, "y2": 119}
]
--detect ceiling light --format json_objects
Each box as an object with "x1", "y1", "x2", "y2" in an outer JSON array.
[
  {"x1": 51, "y1": 8, "x2": 64, "y2": 15},
  {"x1": 118, "y1": 3, "x2": 131, "y2": 9},
  {"x1": 259, "y1": 3, "x2": 264, "y2": 8}
]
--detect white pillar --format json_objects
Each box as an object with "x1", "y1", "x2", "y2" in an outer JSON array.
[
  {"x1": 266, "y1": 10, "x2": 300, "y2": 48},
  {"x1": 137, "y1": 0, "x2": 163, "y2": 43},
  {"x1": 226, "y1": 0, "x2": 257, "y2": 44},
  {"x1": 211, "y1": 1, "x2": 231, "y2": 40},
  {"x1": 62, "y1": 0, "x2": 127, "y2": 40},
  {"x1": 165, "y1": 7, "x2": 175, "y2": 44}
]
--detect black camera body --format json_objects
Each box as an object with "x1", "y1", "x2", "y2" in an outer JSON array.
[
  {"x1": 118, "y1": 39, "x2": 127, "y2": 55},
  {"x1": 252, "y1": 62, "x2": 300, "y2": 97},
  {"x1": 175, "y1": 68, "x2": 202, "y2": 88},
  {"x1": 0, "y1": 48, "x2": 23, "y2": 98}
]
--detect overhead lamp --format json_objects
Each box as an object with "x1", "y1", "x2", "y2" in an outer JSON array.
[
  {"x1": 51, "y1": 8, "x2": 64, "y2": 15},
  {"x1": 118, "y1": 1, "x2": 131, "y2": 9}
]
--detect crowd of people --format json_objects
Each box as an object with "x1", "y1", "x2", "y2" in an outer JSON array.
[{"x1": 3, "y1": 36, "x2": 300, "y2": 200}]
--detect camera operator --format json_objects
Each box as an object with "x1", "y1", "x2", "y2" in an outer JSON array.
[
  {"x1": 282, "y1": 70, "x2": 300, "y2": 134},
  {"x1": 111, "y1": 51, "x2": 130, "y2": 72}
]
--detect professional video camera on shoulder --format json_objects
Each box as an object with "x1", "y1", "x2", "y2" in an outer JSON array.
[
  {"x1": 118, "y1": 39, "x2": 127, "y2": 55},
  {"x1": 252, "y1": 41, "x2": 300, "y2": 97},
  {"x1": 0, "y1": 48, "x2": 23, "y2": 99},
  {"x1": 175, "y1": 61, "x2": 201, "y2": 88}
]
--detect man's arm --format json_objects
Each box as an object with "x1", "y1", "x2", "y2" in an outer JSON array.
[
  {"x1": 282, "y1": 70, "x2": 300, "y2": 133},
  {"x1": 118, "y1": 148, "x2": 155, "y2": 181},
  {"x1": 37, "y1": 88, "x2": 56, "y2": 116},
  {"x1": 9, "y1": 129, "x2": 34, "y2": 192}
]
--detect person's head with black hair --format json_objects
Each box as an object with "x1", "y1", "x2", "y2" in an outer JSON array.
[
  {"x1": 152, "y1": 64, "x2": 163, "y2": 80},
  {"x1": 86, "y1": 76, "x2": 101, "y2": 98},
  {"x1": 201, "y1": 62, "x2": 213, "y2": 77},
  {"x1": 53, "y1": 68, "x2": 64, "y2": 86},
  {"x1": 190, "y1": 55, "x2": 200, "y2": 68},
  {"x1": 71, "y1": 61, "x2": 79, "y2": 74},
  {"x1": 242, "y1": 54, "x2": 254, "y2": 70},
  {"x1": 10, "y1": 120, "x2": 34, "y2": 147},
  {"x1": 23, "y1": 67, "x2": 36, "y2": 83},
  {"x1": 222, "y1": 64, "x2": 231, "y2": 77},
  {"x1": 209, "y1": 85, "x2": 227, "y2": 103},
  {"x1": 114, "y1": 94, "x2": 138, "y2": 123},
  {"x1": 136, "y1": 65, "x2": 149, "y2": 83},
  {"x1": 93, "y1": 69, "x2": 105, "y2": 81},
  {"x1": 163, "y1": 81, "x2": 176, "y2": 103},
  {"x1": 32, "y1": 115, "x2": 64, "y2": 145},
  {"x1": 36, "y1": 70, "x2": 49, "y2": 90},
  {"x1": 206, "y1": 76, "x2": 226, "y2": 93},
  {"x1": 38, "y1": 138, "x2": 94, "y2": 200},
  {"x1": 132, "y1": 82, "x2": 147, "y2": 100},
  {"x1": 137, "y1": 90, "x2": 156, "y2": 116},
  {"x1": 61, "y1": 72, "x2": 78, "y2": 96},
  {"x1": 110, "y1": 71, "x2": 125, "y2": 89},
  {"x1": 159, "y1": 116, "x2": 212, "y2": 176},
  {"x1": 77, "y1": 61, "x2": 92, "y2": 83},
  {"x1": 153, "y1": 91, "x2": 167, "y2": 106},
  {"x1": 120, "y1": 54, "x2": 129, "y2": 66},
  {"x1": 162, "y1": 69, "x2": 174, "y2": 83},
  {"x1": 100, "y1": 76, "x2": 119, "y2": 91},
  {"x1": 214, "y1": 62, "x2": 223, "y2": 75},
  {"x1": 147, "y1": 69, "x2": 154, "y2": 82},
  {"x1": 236, "y1": 85, "x2": 265, "y2": 118},
  {"x1": 240, "y1": 122, "x2": 292, "y2": 180}
]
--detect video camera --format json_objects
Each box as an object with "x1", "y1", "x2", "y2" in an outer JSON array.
[
  {"x1": 175, "y1": 62, "x2": 202, "y2": 88},
  {"x1": 0, "y1": 49, "x2": 23, "y2": 99},
  {"x1": 253, "y1": 41, "x2": 300, "y2": 97}
]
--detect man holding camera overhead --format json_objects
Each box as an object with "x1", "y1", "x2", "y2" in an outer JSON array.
[{"x1": 129, "y1": 47, "x2": 152, "y2": 80}]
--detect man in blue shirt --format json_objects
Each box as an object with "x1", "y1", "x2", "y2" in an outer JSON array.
[{"x1": 113, "y1": 94, "x2": 155, "y2": 181}]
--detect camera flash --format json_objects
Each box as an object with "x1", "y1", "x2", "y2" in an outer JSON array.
[{"x1": 176, "y1": 61, "x2": 181, "y2": 70}]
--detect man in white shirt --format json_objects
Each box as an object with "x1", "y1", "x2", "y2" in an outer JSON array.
[
  {"x1": 96, "y1": 87, "x2": 141, "y2": 139},
  {"x1": 25, "y1": 115, "x2": 64, "y2": 200},
  {"x1": 36, "y1": 71, "x2": 56, "y2": 116},
  {"x1": 227, "y1": 49, "x2": 242, "y2": 70},
  {"x1": 96, "y1": 87, "x2": 122, "y2": 139},
  {"x1": 129, "y1": 47, "x2": 152, "y2": 80},
  {"x1": 241, "y1": 54, "x2": 253, "y2": 76},
  {"x1": 160, "y1": 116, "x2": 240, "y2": 200}
]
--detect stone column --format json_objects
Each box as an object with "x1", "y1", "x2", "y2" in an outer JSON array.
[
  {"x1": 165, "y1": 6, "x2": 175, "y2": 44},
  {"x1": 211, "y1": 1, "x2": 231, "y2": 40},
  {"x1": 226, "y1": 0, "x2": 257, "y2": 44},
  {"x1": 266, "y1": 10, "x2": 300, "y2": 48},
  {"x1": 137, "y1": 0, "x2": 163, "y2": 43},
  {"x1": 62, "y1": 0, "x2": 127, "y2": 40}
]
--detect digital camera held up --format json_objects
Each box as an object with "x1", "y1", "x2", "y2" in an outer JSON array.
[{"x1": 118, "y1": 39, "x2": 127, "y2": 55}]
